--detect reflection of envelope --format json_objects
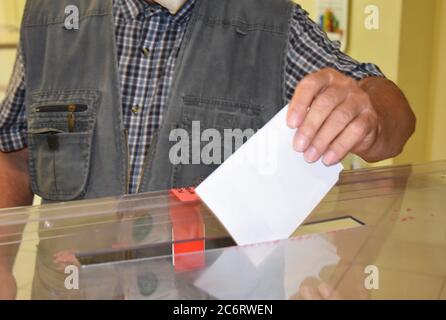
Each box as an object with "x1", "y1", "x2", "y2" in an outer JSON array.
[
  {"x1": 122, "y1": 258, "x2": 211, "y2": 300},
  {"x1": 194, "y1": 243, "x2": 286, "y2": 300},
  {"x1": 193, "y1": 236, "x2": 340, "y2": 300},
  {"x1": 284, "y1": 236, "x2": 340, "y2": 299}
]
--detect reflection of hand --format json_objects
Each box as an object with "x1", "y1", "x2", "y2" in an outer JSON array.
[
  {"x1": 299, "y1": 282, "x2": 341, "y2": 300},
  {"x1": 291, "y1": 264, "x2": 370, "y2": 300},
  {"x1": 53, "y1": 250, "x2": 80, "y2": 271},
  {"x1": 0, "y1": 271, "x2": 17, "y2": 300},
  {"x1": 290, "y1": 276, "x2": 341, "y2": 300}
]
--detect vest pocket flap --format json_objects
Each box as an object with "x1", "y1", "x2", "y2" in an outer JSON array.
[
  {"x1": 29, "y1": 131, "x2": 93, "y2": 201},
  {"x1": 180, "y1": 95, "x2": 264, "y2": 131},
  {"x1": 27, "y1": 91, "x2": 98, "y2": 201}
]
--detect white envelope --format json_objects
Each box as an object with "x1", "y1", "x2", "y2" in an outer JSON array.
[{"x1": 196, "y1": 105, "x2": 343, "y2": 246}]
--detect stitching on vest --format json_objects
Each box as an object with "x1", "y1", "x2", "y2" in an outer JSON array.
[
  {"x1": 197, "y1": 15, "x2": 288, "y2": 35},
  {"x1": 282, "y1": 2, "x2": 296, "y2": 107},
  {"x1": 183, "y1": 95, "x2": 265, "y2": 112},
  {"x1": 31, "y1": 89, "x2": 99, "y2": 99},
  {"x1": 24, "y1": 11, "x2": 111, "y2": 28}
]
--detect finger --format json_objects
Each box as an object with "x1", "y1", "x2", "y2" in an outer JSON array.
[
  {"x1": 302, "y1": 100, "x2": 358, "y2": 162},
  {"x1": 301, "y1": 286, "x2": 324, "y2": 300},
  {"x1": 318, "y1": 283, "x2": 336, "y2": 300},
  {"x1": 287, "y1": 70, "x2": 332, "y2": 129},
  {"x1": 322, "y1": 112, "x2": 375, "y2": 166},
  {"x1": 293, "y1": 86, "x2": 349, "y2": 154}
]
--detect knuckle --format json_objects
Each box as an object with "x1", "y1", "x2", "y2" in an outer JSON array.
[
  {"x1": 315, "y1": 92, "x2": 337, "y2": 108},
  {"x1": 312, "y1": 136, "x2": 329, "y2": 151},
  {"x1": 325, "y1": 68, "x2": 338, "y2": 82},
  {"x1": 350, "y1": 120, "x2": 368, "y2": 136},
  {"x1": 299, "y1": 124, "x2": 317, "y2": 138},
  {"x1": 331, "y1": 108, "x2": 354, "y2": 126},
  {"x1": 346, "y1": 77, "x2": 357, "y2": 87},
  {"x1": 330, "y1": 139, "x2": 349, "y2": 155},
  {"x1": 301, "y1": 76, "x2": 318, "y2": 88},
  {"x1": 319, "y1": 67, "x2": 330, "y2": 74},
  {"x1": 321, "y1": 67, "x2": 336, "y2": 76},
  {"x1": 362, "y1": 109, "x2": 378, "y2": 126},
  {"x1": 353, "y1": 91, "x2": 371, "y2": 107}
]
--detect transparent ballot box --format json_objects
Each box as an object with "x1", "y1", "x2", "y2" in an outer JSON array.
[{"x1": 1, "y1": 161, "x2": 446, "y2": 299}]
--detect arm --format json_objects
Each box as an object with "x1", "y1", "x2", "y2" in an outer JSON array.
[
  {"x1": 287, "y1": 69, "x2": 415, "y2": 165},
  {"x1": 0, "y1": 149, "x2": 33, "y2": 209},
  {"x1": 0, "y1": 41, "x2": 32, "y2": 299},
  {"x1": 0, "y1": 149, "x2": 33, "y2": 300}
]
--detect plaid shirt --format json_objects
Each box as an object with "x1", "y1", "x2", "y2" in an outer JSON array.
[{"x1": 0, "y1": 0, "x2": 383, "y2": 193}]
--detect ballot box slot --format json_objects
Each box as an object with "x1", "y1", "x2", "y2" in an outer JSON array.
[
  {"x1": 293, "y1": 215, "x2": 365, "y2": 238},
  {"x1": 304, "y1": 215, "x2": 365, "y2": 226},
  {"x1": 76, "y1": 216, "x2": 363, "y2": 267},
  {"x1": 76, "y1": 236, "x2": 236, "y2": 267}
]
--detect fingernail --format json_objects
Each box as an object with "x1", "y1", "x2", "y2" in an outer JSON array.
[
  {"x1": 294, "y1": 134, "x2": 309, "y2": 152},
  {"x1": 323, "y1": 150, "x2": 338, "y2": 166},
  {"x1": 304, "y1": 146, "x2": 319, "y2": 163}
]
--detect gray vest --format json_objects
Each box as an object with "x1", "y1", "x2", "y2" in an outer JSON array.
[{"x1": 22, "y1": 0, "x2": 293, "y2": 202}]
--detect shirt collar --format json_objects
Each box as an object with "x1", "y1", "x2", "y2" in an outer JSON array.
[
  {"x1": 171, "y1": 0, "x2": 196, "y2": 25},
  {"x1": 118, "y1": 0, "x2": 196, "y2": 24},
  {"x1": 118, "y1": 0, "x2": 148, "y2": 21}
]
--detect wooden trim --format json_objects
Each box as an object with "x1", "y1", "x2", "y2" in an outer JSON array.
[{"x1": 0, "y1": 43, "x2": 17, "y2": 49}]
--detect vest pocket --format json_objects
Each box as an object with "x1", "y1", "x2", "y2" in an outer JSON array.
[
  {"x1": 28, "y1": 131, "x2": 93, "y2": 201},
  {"x1": 171, "y1": 96, "x2": 264, "y2": 188},
  {"x1": 27, "y1": 94, "x2": 98, "y2": 201}
]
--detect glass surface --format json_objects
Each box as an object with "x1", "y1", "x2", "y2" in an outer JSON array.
[{"x1": 1, "y1": 161, "x2": 446, "y2": 299}]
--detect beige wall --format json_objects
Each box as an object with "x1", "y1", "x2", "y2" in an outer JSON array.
[
  {"x1": 427, "y1": 0, "x2": 446, "y2": 161},
  {"x1": 0, "y1": 0, "x2": 25, "y2": 43},
  {"x1": 394, "y1": 0, "x2": 436, "y2": 164},
  {"x1": 0, "y1": 50, "x2": 17, "y2": 100},
  {"x1": 0, "y1": 0, "x2": 25, "y2": 100},
  {"x1": 298, "y1": 0, "x2": 403, "y2": 82}
]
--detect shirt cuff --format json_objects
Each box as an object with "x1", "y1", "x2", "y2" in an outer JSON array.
[{"x1": 0, "y1": 126, "x2": 28, "y2": 152}]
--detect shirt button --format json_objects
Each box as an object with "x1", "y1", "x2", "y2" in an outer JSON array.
[
  {"x1": 141, "y1": 47, "x2": 149, "y2": 58},
  {"x1": 132, "y1": 105, "x2": 140, "y2": 115}
]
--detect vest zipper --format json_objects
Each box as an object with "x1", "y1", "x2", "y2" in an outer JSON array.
[
  {"x1": 67, "y1": 105, "x2": 77, "y2": 132},
  {"x1": 35, "y1": 104, "x2": 88, "y2": 133},
  {"x1": 35, "y1": 104, "x2": 88, "y2": 113}
]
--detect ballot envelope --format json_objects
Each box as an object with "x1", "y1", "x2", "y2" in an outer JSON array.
[{"x1": 1, "y1": 161, "x2": 446, "y2": 300}]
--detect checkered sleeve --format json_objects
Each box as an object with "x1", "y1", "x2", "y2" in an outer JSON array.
[
  {"x1": 285, "y1": 5, "x2": 385, "y2": 101},
  {"x1": 0, "y1": 42, "x2": 28, "y2": 152}
]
